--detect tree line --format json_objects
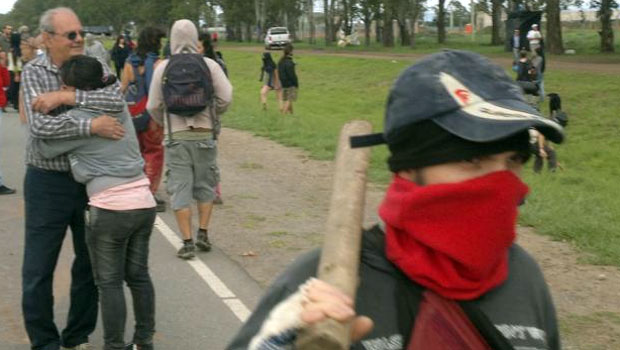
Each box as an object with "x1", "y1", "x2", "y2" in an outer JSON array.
[{"x1": 0, "y1": 0, "x2": 616, "y2": 52}]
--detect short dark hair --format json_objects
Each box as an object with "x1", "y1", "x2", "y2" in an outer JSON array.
[{"x1": 60, "y1": 55, "x2": 117, "y2": 91}]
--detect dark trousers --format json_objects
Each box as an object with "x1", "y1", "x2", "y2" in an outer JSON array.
[
  {"x1": 534, "y1": 144, "x2": 557, "y2": 173},
  {"x1": 86, "y1": 207, "x2": 156, "y2": 350},
  {"x1": 8, "y1": 71, "x2": 20, "y2": 109},
  {"x1": 22, "y1": 166, "x2": 98, "y2": 350}
]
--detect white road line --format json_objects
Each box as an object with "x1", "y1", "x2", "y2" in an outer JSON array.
[{"x1": 154, "y1": 216, "x2": 251, "y2": 322}]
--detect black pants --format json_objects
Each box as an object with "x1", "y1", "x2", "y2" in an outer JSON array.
[
  {"x1": 534, "y1": 144, "x2": 557, "y2": 173},
  {"x1": 8, "y1": 71, "x2": 20, "y2": 109},
  {"x1": 22, "y1": 166, "x2": 98, "y2": 350}
]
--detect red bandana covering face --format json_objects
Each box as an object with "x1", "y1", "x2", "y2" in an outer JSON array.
[{"x1": 379, "y1": 170, "x2": 529, "y2": 300}]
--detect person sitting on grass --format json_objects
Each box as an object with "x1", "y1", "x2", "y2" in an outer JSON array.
[
  {"x1": 227, "y1": 50, "x2": 564, "y2": 350},
  {"x1": 33, "y1": 55, "x2": 157, "y2": 350}
]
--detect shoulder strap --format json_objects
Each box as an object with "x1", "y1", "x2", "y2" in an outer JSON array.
[
  {"x1": 393, "y1": 270, "x2": 515, "y2": 350},
  {"x1": 459, "y1": 302, "x2": 516, "y2": 350}
]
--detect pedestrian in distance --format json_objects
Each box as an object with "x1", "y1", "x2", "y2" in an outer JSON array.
[
  {"x1": 111, "y1": 35, "x2": 130, "y2": 79},
  {"x1": 510, "y1": 29, "x2": 525, "y2": 64},
  {"x1": 0, "y1": 50, "x2": 16, "y2": 195},
  {"x1": 259, "y1": 51, "x2": 282, "y2": 111},
  {"x1": 531, "y1": 46, "x2": 545, "y2": 102},
  {"x1": 121, "y1": 26, "x2": 167, "y2": 212},
  {"x1": 277, "y1": 43, "x2": 298, "y2": 115},
  {"x1": 32, "y1": 54, "x2": 157, "y2": 350},
  {"x1": 227, "y1": 50, "x2": 563, "y2": 350},
  {"x1": 84, "y1": 33, "x2": 109, "y2": 65},
  {"x1": 199, "y1": 32, "x2": 228, "y2": 77},
  {"x1": 198, "y1": 32, "x2": 226, "y2": 205},
  {"x1": 527, "y1": 24, "x2": 543, "y2": 53},
  {"x1": 147, "y1": 19, "x2": 232, "y2": 260},
  {"x1": 21, "y1": 7, "x2": 126, "y2": 350}
]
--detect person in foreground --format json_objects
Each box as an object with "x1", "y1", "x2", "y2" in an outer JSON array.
[
  {"x1": 227, "y1": 50, "x2": 563, "y2": 350},
  {"x1": 34, "y1": 55, "x2": 156, "y2": 350},
  {"x1": 21, "y1": 7, "x2": 125, "y2": 350}
]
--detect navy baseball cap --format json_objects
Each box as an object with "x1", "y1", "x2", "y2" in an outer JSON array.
[{"x1": 351, "y1": 50, "x2": 564, "y2": 148}]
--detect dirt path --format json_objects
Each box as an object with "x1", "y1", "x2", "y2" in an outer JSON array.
[
  {"x1": 209, "y1": 127, "x2": 620, "y2": 349},
  {"x1": 228, "y1": 46, "x2": 620, "y2": 75}
]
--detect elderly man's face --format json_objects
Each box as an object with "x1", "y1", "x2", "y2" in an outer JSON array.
[{"x1": 43, "y1": 11, "x2": 84, "y2": 66}]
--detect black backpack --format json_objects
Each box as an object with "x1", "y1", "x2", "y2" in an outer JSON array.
[{"x1": 162, "y1": 53, "x2": 220, "y2": 136}]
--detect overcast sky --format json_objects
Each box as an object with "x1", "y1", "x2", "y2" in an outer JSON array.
[{"x1": 1, "y1": 0, "x2": 16, "y2": 14}]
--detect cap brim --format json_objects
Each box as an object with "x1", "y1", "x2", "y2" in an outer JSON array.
[{"x1": 432, "y1": 98, "x2": 564, "y2": 144}]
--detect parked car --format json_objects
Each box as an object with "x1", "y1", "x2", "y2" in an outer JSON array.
[{"x1": 264, "y1": 27, "x2": 291, "y2": 50}]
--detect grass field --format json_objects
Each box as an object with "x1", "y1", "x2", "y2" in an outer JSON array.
[
  {"x1": 221, "y1": 48, "x2": 620, "y2": 267},
  {"x1": 221, "y1": 28, "x2": 620, "y2": 63}
]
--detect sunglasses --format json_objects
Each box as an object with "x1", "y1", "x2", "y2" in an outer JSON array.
[{"x1": 48, "y1": 30, "x2": 85, "y2": 41}]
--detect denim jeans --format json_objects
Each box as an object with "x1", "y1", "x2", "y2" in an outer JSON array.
[
  {"x1": 22, "y1": 166, "x2": 98, "y2": 350},
  {"x1": 86, "y1": 206, "x2": 157, "y2": 350}
]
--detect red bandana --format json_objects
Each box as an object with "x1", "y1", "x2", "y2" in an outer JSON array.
[{"x1": 379, "y1": 171, "x2": 529, "y2": 300}]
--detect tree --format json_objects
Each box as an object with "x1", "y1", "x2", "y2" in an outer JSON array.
[
  {"x1": 324, "y1": 0, "x2": 332, "y2": 44},
  {"x1": 490, "y1": 0, "x2": 503, "y2": 45},
  {"x1": 358, "y1": 0, "x2": 381, "y2": 46},
  {"x1": 546, "y1": 0, "x2": 564, "y2": 54},
  {"x1": 307, "y1": 0, "x2": 316, "y2": 43},
  {"x1": 383, "y1": 0, "x2": 395, "y2": 47},
  {"x1": 594, "y1": 0, "x2": 617, "y2": 52},
  {"x1": 437, "y1": 0, "x2": 446, "y2": 43},
  {"x1": 448, "y1": 0, "x2": 470, "y2": 27}
]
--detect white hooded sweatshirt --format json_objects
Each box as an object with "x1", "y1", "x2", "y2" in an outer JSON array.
[{"x1": 147, "y1": 19, "x2": 233, "y2": 134}]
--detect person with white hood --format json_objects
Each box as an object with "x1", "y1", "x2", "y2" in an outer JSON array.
[{"x1": 147, "y1": 19, "x2": 232, "y2": 259}]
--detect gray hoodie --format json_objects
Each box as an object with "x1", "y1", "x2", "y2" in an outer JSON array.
[
  {"x1": 33, "y1": 107, "x2": 145, "y2": 196},
  {"x1": 147, "y1": 19, "x2": 232, "y2": 135}
]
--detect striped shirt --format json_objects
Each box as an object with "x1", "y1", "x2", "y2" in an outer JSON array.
[{"x1": 22, "y1": 54, "x2": 125, "y2": 171}]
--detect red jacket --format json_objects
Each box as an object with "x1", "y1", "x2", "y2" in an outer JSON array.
[{"x1": 0, "y1": 65, "x2": 9, "y2": 108}]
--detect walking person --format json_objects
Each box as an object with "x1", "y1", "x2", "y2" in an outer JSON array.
[
  {"x1": 227, "y1": 50, "x2": 563, "y2": 350},
  {"x1": 531, "y1": 47, "x2": 545, "y2": 102},
  {"x1": 34, "y1": 55, "x2": 157, "y2": 350},
  {"x1": 121, "y1": 26, "x2": 167, "y2": 212},
  {"x1": 277, "y1": 43, "x2": 298, "y2": 115},
  {"x1": 527, "y1": 24, "x2": 543, "y2": 53},
  {"x1": 110, "y1": 35, "x2": 130, "y2": 79},
  {"x1": 510, "y1": 29, "x2": 524, "y2": 63},
  {"x1": 84, "y1": 33, "x2": 109, "y2": 65},
  {"x1": 198, "y1": 32, "x2": 226, "y2": 205},
  {"x1": 258, "y1": 52, "x2": 281, "y2": 111},
  {"x1": 0, "y1": 51, "x2": 15, "y2": 194},
  {"x1": 21, "y1": 7, "x2": 125, "y2": 350},
  {"x1": 147, "y1": 19, "x2": 232, "y2": 259}
]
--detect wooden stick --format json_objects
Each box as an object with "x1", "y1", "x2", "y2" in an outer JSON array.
[{"x1": 295, "y1": 120, "x2": 372, "y2": 350}]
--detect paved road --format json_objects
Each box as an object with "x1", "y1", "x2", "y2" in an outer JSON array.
[{"x1": 0, "y1": 111, "x2": 262, "y2": 349}]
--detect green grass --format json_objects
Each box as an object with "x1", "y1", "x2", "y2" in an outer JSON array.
[
  {"x1": 220, "y1": 27, "x2": 620, "y2": 63},
  {"x1": 222, "y1": 48, "x2": 620, "y2": 267}
]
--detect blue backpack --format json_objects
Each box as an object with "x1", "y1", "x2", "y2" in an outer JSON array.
[{"x1": 125, "y1": 53, "x2": 158, "y2": 132}]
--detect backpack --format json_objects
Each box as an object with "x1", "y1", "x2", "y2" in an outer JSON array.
[
  {"x1": 125, "y1": 53, "x2": 157, "y2": 132},
  {"x1": 162, "y1": 53, "x2": 213, "y2": 115},
  {"x1": 162, "y1": 52, "x2": 219, "y2": 138}
]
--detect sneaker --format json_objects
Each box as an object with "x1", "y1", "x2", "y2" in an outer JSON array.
[
  {"x1": 125, "y1": 344, "x2": 154, "y2": 350},
  {"x1": 177, "y1": 241, "x2": 195, "y2": 259},
  {"x1": 0, "y1": 185, "x2": 16, "y2": 195},
  {"x1": 62, "y1": 344, "x2": 93, "y2": 350},
  {"x1": 155, "y1": 197, "x2": 166, "y2": 212},
  {"x1": 196, "y1": 230, "x2": 212, "y2": 252}
]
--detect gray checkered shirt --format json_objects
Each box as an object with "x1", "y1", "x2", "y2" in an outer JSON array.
[{"x1": 22, "y1": 54, "x2": 125, "y2": 171}]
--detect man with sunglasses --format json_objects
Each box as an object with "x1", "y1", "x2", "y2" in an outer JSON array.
[{"x1": 20, "y1": 7, "x2": 126, "y2": 350}]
